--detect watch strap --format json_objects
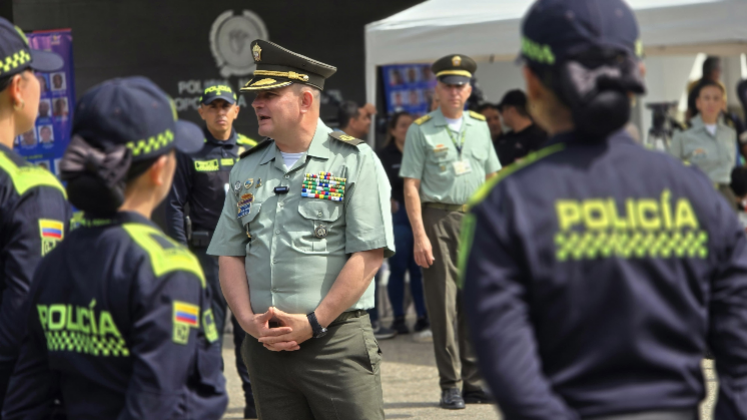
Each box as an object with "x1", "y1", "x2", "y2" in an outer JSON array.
[{"x1": 307, "y1": 311, "x2": 323, "y2": 337}]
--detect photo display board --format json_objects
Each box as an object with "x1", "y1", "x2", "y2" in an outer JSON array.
[{"x1": 14, "y1": 29, "x2": 75, "y2": 177}]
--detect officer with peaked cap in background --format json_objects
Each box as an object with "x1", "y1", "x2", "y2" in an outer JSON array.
[
  {"x1": 399, "y1": 54, "x2": 500, "y2": 410},
  {"x1": 3, "y1": 77, "x2": 227, "y2": 420},
  {"x1": 165, "y1": 83, "x2": 257, "y2": 418},
  {"x1": 0, "y1": 17, "x2": 70, "y2": 412},
  {"x1": 463, "y1": 0, "x2": 747, "y2": 419},
  {"x1": 207, "y1": 39, "x2": 394, "y2": 419}
]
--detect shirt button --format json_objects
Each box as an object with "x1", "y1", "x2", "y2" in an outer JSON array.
[
  {"x1": 278, "y1": 202, "x2": 284, "y2": 208},
  {"x1": 284, "y1": 175, "x2": 290, "y2": 179},
  {"x1": 317, "y1": 211, "x2": 323, "y2": 217}
]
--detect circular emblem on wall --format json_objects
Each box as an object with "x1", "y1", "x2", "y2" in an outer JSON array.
[{"x1": 210, "y1": 10, "x2": 269, "y2": 78}]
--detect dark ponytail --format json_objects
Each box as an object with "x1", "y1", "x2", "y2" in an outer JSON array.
[
  {"x1": 60, "y1": 135, "x2": 158, "y2": 216},
  {"x1": 540, "y1": 49, "x2": 645, "y2": 138}
]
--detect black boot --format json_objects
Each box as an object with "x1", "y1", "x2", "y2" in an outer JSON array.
[{"x1": 439, "y1": 388, "x2": 465, "y2": 410}]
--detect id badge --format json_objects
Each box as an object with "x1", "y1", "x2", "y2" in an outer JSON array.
[{"x1": 453, "y1": 159, "x2": 472, "y2": 176}]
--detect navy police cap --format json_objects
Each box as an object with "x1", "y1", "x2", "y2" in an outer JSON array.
[
  {"x1": 0, "y1": 17, "x2": 63, "y2": 76},
  {"x1": 200, "y1": 84, "x2": 237, "y2": 105},
  {"x1": 72, "y1": 77, "x2": 203, "y2": 161},
  {"x1": 521, "y1": 0, "x2": 642, "y2": 67}
]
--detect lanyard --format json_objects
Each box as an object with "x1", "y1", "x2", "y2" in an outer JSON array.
[{"x1": 446, "y1": 124, "x2": 467, "y2": 157}]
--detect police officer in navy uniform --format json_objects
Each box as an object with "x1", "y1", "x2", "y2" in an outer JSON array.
[
  {"x1": 0, "y1": 18, "x2": 70, "y2": 412},
  {"x1": 165, "y1": 84, "x2": 256, "y2": 418},
  {"x1": 463, "y1": 1, "x2": 747, "y2": 419},
  {"x1": 3, "y1": 77, "x2": 227, "y2": 420}
]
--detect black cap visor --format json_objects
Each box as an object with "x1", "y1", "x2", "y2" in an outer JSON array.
[
  {"x1": 29, "y1": 49, "x2": 64, "y2": 73},
  {"x1": 437, "y1": 75, "x2": 470, "y2": 86},
  {"x1": 202, "y1": 94, "x2": 236, "y2": 106},
  {"x1": 173, "y1": 120, "x2": 204, "y2": 155}
]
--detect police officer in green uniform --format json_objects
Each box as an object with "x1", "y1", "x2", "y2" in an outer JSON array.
[
  {"x1": 207, "y1": 40, "x2": 394, "y2": 420},
  {"x1": 399, "y1": 54, "x2": 501, "y2": 410},
  {"x1": 165, "y1": 84, "x2": 257, "y2": 418}
]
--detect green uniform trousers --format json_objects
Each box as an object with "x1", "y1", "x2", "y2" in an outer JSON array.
[
  {"x1": 241, "y1": 310, "x2": 384, "y2": 420},
  {"x1": 422, "y1": 206, "x2": 483, "y2": 391}
]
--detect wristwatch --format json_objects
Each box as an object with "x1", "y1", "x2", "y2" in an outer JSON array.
[{"x1": 307, "y1": 312, "x2": 328, "y2": 338}]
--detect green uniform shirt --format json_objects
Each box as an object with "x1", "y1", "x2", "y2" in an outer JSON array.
[
  {"x1": 207, "y1": 121, "x2": 394, "y2": 315},
  {"x1": 669, "y1": 115, "x2": 737, "y2": 184},
  {"x1": 399, "y1": 108, "x2": 501, "y2": 205}
]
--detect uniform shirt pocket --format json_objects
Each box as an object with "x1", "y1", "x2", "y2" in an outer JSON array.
[{"x1": 295, "y1": 200, "x2": 344, "y2": 254}]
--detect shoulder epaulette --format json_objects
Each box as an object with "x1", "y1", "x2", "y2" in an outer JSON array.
[
  {"x1": 240, "y1": 138, "x2": 273, "y2": 159},
  {"x1": 122, "y1": 223, "x2": 206, "y2": 287},
  {"x1": 329, "y1": 131, "x2": 365, "y2": 146},
  {"x1": 414, "y1": 115, "x2": 432, "y2": 125},
  {"x1": 237, "y1": 133, "x2": 258, "y2": 147},
  {"x1": 469, "y1": 110, "x2": 486, "y2": 121},
  {"x1": 0, "y1": 151, "x2": 66, "y2": 197},
  {"x1": 467, "y1": 143, "x2": 565, "y2": 208}
]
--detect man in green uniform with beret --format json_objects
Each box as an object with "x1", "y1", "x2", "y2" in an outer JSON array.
[
  {"x1": 400, "y1": 54, "x2": 501, "y2": 410},
  {"x1": 207, "y1": 39, "x2": 394, "y2": 420}
]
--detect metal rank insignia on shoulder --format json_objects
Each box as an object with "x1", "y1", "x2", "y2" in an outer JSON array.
[
  {"x1": 302, "y1": 172, "x2": 346, "y2": 202},
  {"x1": 237, "y1": 193, "x2": 253, "y2": 218}
]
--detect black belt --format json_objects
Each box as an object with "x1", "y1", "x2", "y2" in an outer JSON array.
[
  {"x1": 190, "y1": 230, "x2": 213, "y2": 248},
  {"x1": 586, "y1": 409, "x2": 697, "y2": 420}
]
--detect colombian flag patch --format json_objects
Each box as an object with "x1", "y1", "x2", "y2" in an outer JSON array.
[
  {"x1": 39, "y1": 219, "x2": 63, "y2": 240},
  {"x1": 173, "y1": 301, "x2": 199, "y2": 327}
]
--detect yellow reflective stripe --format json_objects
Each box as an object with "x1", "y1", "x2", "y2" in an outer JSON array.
[
  {"x1": 0, "y1": 151, "x2": 66, "y2": 197},
  {"x1": 237, "y1": 134, "x2": 258, "y2": 147},
  {"x1": 122, "y1": 223, "x2": 206, "y2": 287},
  {"x1": 457, "y1": 213, "x2": 476, "y2": 290},
  {"x1": 194, "y1": 159, "x2": 219, "y2": 172},
  {"x1": 220, "y1": 158, "x2": 235, "y2": 166},
  {"x1": 467, "y1": 143, "x2": 565, "y2": 208},
  {"x1": 0, "y1": 49, "x2": 31, "y2": 75},
  {"x1": 126, "y1": 129, "x2": 174, "y2": 157}
]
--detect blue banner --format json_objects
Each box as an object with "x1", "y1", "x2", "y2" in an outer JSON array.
[
  {"x1": 382, "y1": 64, "x2": 437, "y2": 118},
  {"x1": 14, "y1": 30, "x2": 75, "y2": 177}
]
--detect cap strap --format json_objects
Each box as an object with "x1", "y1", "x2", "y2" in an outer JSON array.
[
  {"x1": 436, "y1": 70, "x2": 472, "y2": 78},
  {"x1": 253, "y1": 70, "x2": 310, "y2": 82}
]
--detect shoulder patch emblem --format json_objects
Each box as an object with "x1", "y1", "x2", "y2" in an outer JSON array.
[
  {"x1": 240, "y1": 138, "x2": 273, "y2": 159},
  {"x1": 414, "y1": 114, "x2": 432, "y2": 125},
  {"x1": 329, "y1": 131, "x2": 365, "y2": 146},
  {"x1": 39, "y1": 219, "x2": 64, "y2": 256},
  {"x1": 469, "y1": 110, "x2": 486, "y2": 121},
  {"x1": 173, "y1": 300, "x2": 200, "y2": 345}
]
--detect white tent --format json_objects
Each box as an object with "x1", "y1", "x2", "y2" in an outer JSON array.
[{"x1": 365, "y1": 0, "x2": 747, "y2": 126}]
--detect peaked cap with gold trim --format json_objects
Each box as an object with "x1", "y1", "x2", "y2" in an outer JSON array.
[
  {"x1": 431, "y1": 54, "x2": 477, "y2": 86},
  {"x1": 241, "y1": 40, "x2": 337, "y2": 92}
]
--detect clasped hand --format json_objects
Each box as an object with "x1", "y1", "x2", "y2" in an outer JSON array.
[{"x1": 242, "y1": 307, "x2": 313, "y2": 352}]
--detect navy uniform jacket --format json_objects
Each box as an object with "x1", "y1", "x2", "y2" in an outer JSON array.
[
  {"x1": 2, "y1": 212, "x2": 228, "y2": 420},
  {"x1": 0, "y1": 144, "x2": 70, "y2": 372},
  {"x1": 165, "y1": 127, "x2": 257, "y2": 244},
  {"x1": 462, "y1": 131, "x2": 747, "y2": 419}
]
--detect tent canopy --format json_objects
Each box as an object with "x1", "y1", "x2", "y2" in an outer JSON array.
[{"x1": 365, "y1": 0, "x2": 747, "y2": 110}]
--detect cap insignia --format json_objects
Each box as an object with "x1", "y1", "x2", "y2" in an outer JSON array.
[
  {"x1": 452, "y1": 55, "x2": 462, "y2": 67},
  {"x1": 251, "y1": 78, "x2": 277, "y2": 87},
  {"x1": 252, "y1": 43, "x2": 262, "y2": 62}
]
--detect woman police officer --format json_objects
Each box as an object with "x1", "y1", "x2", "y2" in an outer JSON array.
[
  {"x1": 3, "y1": 77, "x2": 228, "y2": 420},
  {"x1": 463, "y1": 0, "x2": 747, "y2": 419}
]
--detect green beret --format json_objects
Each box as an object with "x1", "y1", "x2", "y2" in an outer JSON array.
[{"x1": 241, "y1": 40, "x2": 337, "y2": 92}]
